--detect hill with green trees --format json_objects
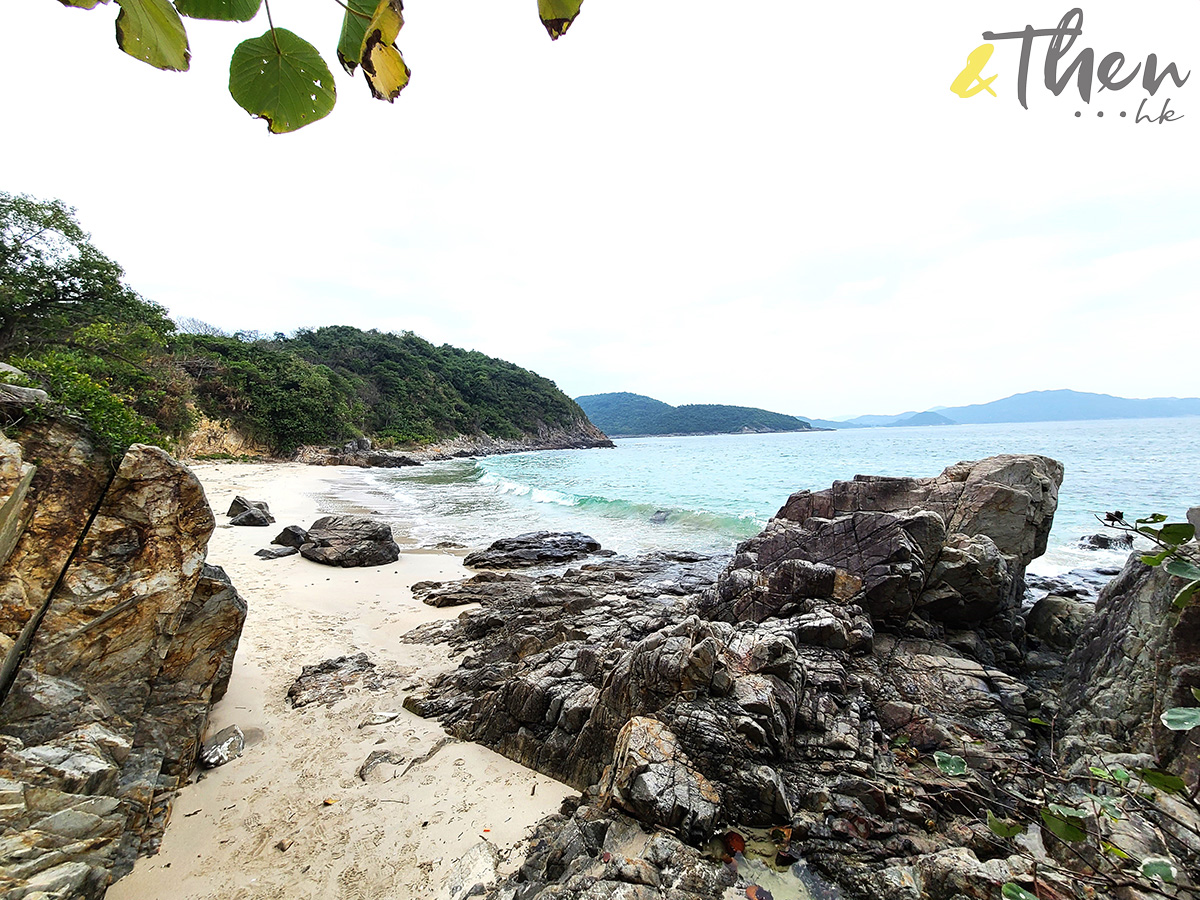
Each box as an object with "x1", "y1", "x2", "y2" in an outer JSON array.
[
  {"x1": 577, "y1": 392, "x2": 813, "y2": 437},
  {"x1": 0, "y1": 191, "x2": 605, "y2": 458}
]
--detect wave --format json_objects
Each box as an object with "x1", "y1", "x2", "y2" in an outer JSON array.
[{"x1": 477, "y1": 472, "x2": 762, "y2": 538}]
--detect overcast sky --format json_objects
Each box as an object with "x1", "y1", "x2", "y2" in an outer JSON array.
[{"x1": 3, "y1": 1, "x2": 1198, "y2": 419}]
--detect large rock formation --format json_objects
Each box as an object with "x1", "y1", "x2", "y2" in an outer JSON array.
[
  {"x1": 0, "y1": 421, "x2": 245, "y2": 897},
  {"x1": 406, "y1": 456, "x2": 1197, "y2": 898}
]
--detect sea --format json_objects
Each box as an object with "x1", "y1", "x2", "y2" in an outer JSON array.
[{"x1": 325, "y1": 417, "x2": 1200, "y2": 578}]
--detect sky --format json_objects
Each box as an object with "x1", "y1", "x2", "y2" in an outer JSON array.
[{"x1": 2, "y1": 1, "x2": 1199, "y2": 419}]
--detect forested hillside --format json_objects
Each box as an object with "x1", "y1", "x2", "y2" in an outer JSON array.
[
  {"x1": 578, "y1": 392, "x2": 812, "y2": 437},
  {"x1": 0, "y1": 192, "x2": 601, "y2": 457}
]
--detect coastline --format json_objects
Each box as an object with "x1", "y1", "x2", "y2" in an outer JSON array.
[{"x1": 107, "y1": 462, "x2": 571, "y2": 899}]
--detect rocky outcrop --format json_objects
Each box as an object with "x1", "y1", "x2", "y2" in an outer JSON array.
[
  {"x1": 298, "y1": 515, "x2": 400, "y2": 567},
  {"x1": 464, "y1": 532, "x2": 606, "y2": 569},
  {"x1": 1061, "y1": 548, "x2": 1200, "y2": 787},
  {"x1": 0, "y1": 422, "x2": 245, "y2": 895},
  {"x1": 177, "y1": 414, "x2": 270, "y2": 460},
  {"x1": 398, "y1": 419, "x2": 615, "y2": 461},
  {"x1": 295, "y1": 446, "x2": 422, "y2": 468},
  {"x1": 404, "y1": 456, "x2": 1200, "y2": 899}
]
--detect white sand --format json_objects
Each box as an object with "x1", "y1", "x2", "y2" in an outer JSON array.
[{"x1": 108, "y1": 462, "x2": 571, "y2": 900}]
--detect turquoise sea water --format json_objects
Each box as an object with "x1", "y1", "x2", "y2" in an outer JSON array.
[{"x1": 359, "y1": 418, "x2": 1200, "y2": 576}]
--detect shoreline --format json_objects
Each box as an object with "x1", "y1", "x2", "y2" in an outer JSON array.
[{"x1": 107, "y1": 462, "x2": 572, "y2": 900}]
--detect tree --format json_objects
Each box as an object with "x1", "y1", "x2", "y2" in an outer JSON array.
[
  {"x1": 0, "y1": 192, "x2": 173, "y2": 355},
  {"x1": 50, "y1": 0, "x2": 585, "y2": 133}
]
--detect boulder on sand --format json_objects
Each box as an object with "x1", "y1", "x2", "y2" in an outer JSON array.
[{"x1": 299, "y1": 515, "x2": 400, "y2": 568}]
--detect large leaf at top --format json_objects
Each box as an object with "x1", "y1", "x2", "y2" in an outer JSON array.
[
  {"x1": 360, "y1": 0, "x2": 410, "y2": 102},
  {"x1": 115, "y1": 0, "x2": 190, "y2": 71},
  {"x1": 538, "y1": 0, "x2": 582, "y2": 39},
  {"x1": 337, "y1": 0, "x2": 379, "y2": 75},
  {"x1": 229, "y1": 29, "x2": 336, "y2": 133},
  {"x1": 176, "y1": 0, "x2": 261, "y2": 22}
]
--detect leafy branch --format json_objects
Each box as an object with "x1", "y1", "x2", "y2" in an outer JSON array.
[{"x1": 51, "y1": 0, "x2": 586, "y2": 132}]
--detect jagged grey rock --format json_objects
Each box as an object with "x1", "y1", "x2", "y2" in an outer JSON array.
[
  {"x1": 230, "y1": 507, "x2": 274, "y2": 526},
  {"x1": 463, "y1": 532, "x2": 603, "y2": 569},
  {"x1": 226, "y1": 496, "x2": 272, "y2": 518},
  {"x1": 271, "y1": 525, "x2": 309, "y2": 549},
  {"x1": 299, "y1": 515, "x2": 400, "y2": 568}
]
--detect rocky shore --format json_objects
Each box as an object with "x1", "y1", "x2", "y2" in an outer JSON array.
[
  {"x1": 404, "y1": 456, "x2": 1200, "y2": 900},
  {"x1": 295, "y1": 419, "x2": 615, "y2": 469},
  {"x1": 2, "y1": 408, "x2": 1197, "y2": 900}
]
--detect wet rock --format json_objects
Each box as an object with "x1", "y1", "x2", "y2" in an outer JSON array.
[
  {"x1": 199, "y1": 724, "x2": 245, "y2": 768},
  {"x1": 299, "y1": 515, "x2": 400, "y2": 568},
  {"x1": 1023, "y1": 568, "x2": 1115, "y2": 604},
  {"x1": 1078, "y1": 531, "x2": 1133, "y2": 551},
  {"x1": 464, "y1": 532, "x2": 603, "y2": 569}
]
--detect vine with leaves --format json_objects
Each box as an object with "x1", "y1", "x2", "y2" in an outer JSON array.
[{"x1": 52, "y1": 0, "x2": 584, "y2": 132}]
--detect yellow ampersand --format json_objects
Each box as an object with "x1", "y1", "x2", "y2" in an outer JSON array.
[{"x1": 951, "y1": 43, "x2": 998, "y2": 97}]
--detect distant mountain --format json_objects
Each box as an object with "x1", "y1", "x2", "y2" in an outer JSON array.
[
  {"x1": 577, "y1": 392, "x2": 813, "y2": 437},
  {"x1": 818, "y1": 389, "x2": 1200, "y2": 429},
  {"x1": 843, "y1": 411, "x2": 923, "y2": 426},
  {"x1": 885, "y1": 411, "x2": 956, "y2": 427},
  {"x1": 804, "y1": 417, "x2": 868, "y2": 430},
  {"x1": 934, "y1": 390, "x2": 1200, "y2": 424}
]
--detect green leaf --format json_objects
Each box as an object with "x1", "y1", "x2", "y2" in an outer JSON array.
[
  {"x1": 1161, "y1": 707, "x2": 1200, "y2": 731},
  {"x1": 1165, "y1": 558, "x2": 1200, "y2": 580},
  {"x1": 59, "y1": 0, "x2": 111, "y2": 7},
  {"x1": 1047, "y1": 802, "x2": 1087, "y2": 819},
  {"x1": 1028, "y1": 716, "x2": 1052, "y2": 727},
  {"x1": 987, "y1": 810, "x2": 1024, "y2": 838},
  {"x1": 1101, "y1": 840, "x2": 1131, "y2": 859},
  {"x1": 1136, "y1": 514, "x2": 1169, "y2": 525},
  {"x1": 115, "y1": 0, "x2": 190, "y2": 71},
  {"x1": 337, "y1": 0, "x2": 378, "y2": 75},
  {"x1": 229, "y1": 29, "x2": 336, "y2": 133},
  {"x1": 1137, "y1": 768, "x2": 1187, "y2": 794},
  {"x1": 1040, "y1": 807, "x2": 1087, "y2": 842},
  {"x1": 1141, "y1": 549, "x2": 1172, "y2": 566},
  {"x1": 1191, "y1": 687, "x2": 1200, "y2": 703},
  {"x1": 1159, "y1": 523, "x2": 1196, "y2": 546},
  {"x1": 176, "y1": 0, "x2": 261, "y2": 21},
  {"x1": 1140, "y1": 857, "x2": 1178, "y2": 883},
  {"x1": 933, "y1": 751, "x2": 968, "y2": 776},
  {"x1": 1083, "y1": 792, "x2": 1123, "y2": 820},
  {"x1": 1137, "y1": 526, "x2": 1162, "y2": 541},
  {"x1": 1172, "y1": 579, "x2": 1200, "y2": 609},
  {"x1": 1001, "y1": 884, "x2": 1039, "y2": 900},
  {"x1": 538, "y1": 0, "x2": 583, "y2": 39},
  {"x1": 360, "y1": 0, "x2": 410, "y2": 102}
]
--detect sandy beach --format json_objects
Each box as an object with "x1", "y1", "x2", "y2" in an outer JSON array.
[{"x1": 108, "y1": 461, "x2": 571, "y2": 900}]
